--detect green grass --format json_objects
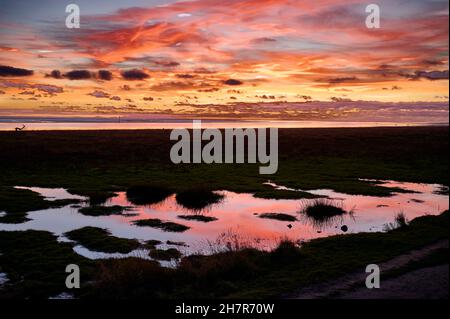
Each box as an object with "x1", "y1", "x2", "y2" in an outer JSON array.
[{"x1": 65, "y1": 227, "x2": 141, "y2": 254}]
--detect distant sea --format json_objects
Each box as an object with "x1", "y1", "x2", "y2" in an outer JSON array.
[{"x1": 0, "y1": 117, "x2": 447, "y2": 131}]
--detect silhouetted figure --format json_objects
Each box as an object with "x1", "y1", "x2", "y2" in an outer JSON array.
[{"x1": 15, "y1": 124, "x2": 26, "y2": 131}]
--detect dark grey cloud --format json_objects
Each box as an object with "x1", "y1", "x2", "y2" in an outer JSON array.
[
  {"x1": 413, "y1": 70, "x2": 448, "y2": 80},
  {"x1": 224, "y1": 79, "x2": 243, "y2": 86},
  {"x1": 98, "y1": 70, "x2": 113, "y2": 81},
  {"x1": 48, "y1": 70, "x2": 62, "y2": 79},
  {"x1": 64, "y1": 70, "x2": 92, "y2": 80},
  {"x1": 0, "y1": 65, "x2": 33, "y2": 77},
  {"x1": 121, "y1": 69, "x2": 150, "y2": 80}
]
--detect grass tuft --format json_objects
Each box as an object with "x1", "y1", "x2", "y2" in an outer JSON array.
[
  {"x1": 133, "y1": 218, "x2": 190, "y2": 232},
  {"x1": 299, "y1": 198, "x2": 349, "y2": 218},
  {"x1": 258, "y1": 213, "x2": 297, "y2": 222},
  {"x1": 126, "y1": 185, "x2": 173, "y2": 205},
  {"x1": 384, "y1": 212, "x2": 409, "y2": 231},
  {"x1": 177, "y1": 214, "x2": 218, "y2": 222},
  {"x1": 78, "y1": 205, "x2": 132, "y2": 217},
  {"x1": 298, "y1": 198, "x2": 353, "y2": 229},
  {"x1": 175, "y1": 190, "x2": 224, "y2": 211}
]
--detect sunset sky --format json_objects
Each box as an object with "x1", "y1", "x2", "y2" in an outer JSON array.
[{"x1": 0, "y1": 0, "x2": 448, "y2": 121}]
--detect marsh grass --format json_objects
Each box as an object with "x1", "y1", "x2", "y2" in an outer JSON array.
[
  {"x1": 65, "y1": 226, "x2": 141, "y2": 254},
  {"x1": 177, "y1": 214, "x2": 218, "y2": 222},
  {"x1": 384, "y1": 212, "x2": 409, "y2": 231},
  {"x1": 133, "y1": 218, "x2": 190, "y2": 232},
  {"x1": 149, "y1": 248, "x2": 182, "y2": 261},
  {"x1": 86, "y1": 211, "x2": 449, "y2": 299},
  {"x1": 175, "y1": 190, "x2": 224, "y2": 211},
  {"x1": 395, "y1": 212, "x2": 409, "y2": 228},
  {"x1": 91, "y1": 258, "x2": 169, "y2": 299},
  {"x1": 204, "y1": 229, "x2": 272, "y2": 254},
  {"x1": 126, "y1": 185, "x2": 173, "y2": 206},
  {"x1": 0, "y1": 186, "x2": 82, "y2": 223},
  {"x1": 258, "y1": 213, "x2": 297, "y2": 222},
  {"x1": 298, "y1": 198, "x2": 354, "y2": 230},
  {"x1": 434, "y1": 185, "x2": 449, "y2": 196},
  {"x1": 1, "y1": 211, "x2": 448, "y2": 299},
  {"x1": 0, "y1": 230, "x2": 95, "y2": 298},
  {"x1": 143, "y1": 239, "x2": 163, "y2": 250},
  {"x1": 86, "y1": 191, "x2": 118, "y2": 205},
  {"x1": 78, "y1": 205, "x2": 132, "y2": 217},
  {"x1": 1, "y1": 128, "x2": 447, "y2": 202},
  {"x1": 167, "y1": 240, "x2": 188, "y2": 247}
]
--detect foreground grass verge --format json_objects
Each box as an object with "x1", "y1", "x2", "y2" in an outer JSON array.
[
  {"x1": 0, "y1": 211, "x2": 447, "y2": 299},
  {"x1": 0, "y1": 231, "x2": 94, "y2": 298},
  {"x1": 87, "y1": 211, "x2": 448, "y2": 298}
]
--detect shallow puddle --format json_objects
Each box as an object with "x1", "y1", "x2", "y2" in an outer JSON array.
[{"x1": 0, "y1": 181, "x2": 448, "y2": 262}]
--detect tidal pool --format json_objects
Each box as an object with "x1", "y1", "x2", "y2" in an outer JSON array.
[{"x1": 0, "y1": 181, "x2": 447, "y2": 262}]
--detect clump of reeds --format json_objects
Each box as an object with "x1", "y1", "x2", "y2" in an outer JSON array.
[
  {"x1": 126, "y1": 185, "x2": 173, "y2": 205},
  {"x1": 298, "y1": 198, "x2": 353, "y2": 229},
  {"x1": 175, "y1": 189, "x2": 224, "y2": 211}
]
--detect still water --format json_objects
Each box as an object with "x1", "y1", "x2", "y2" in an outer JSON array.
[{"x1": 0, "y1": 180, "x2": 447, "y2": 263}]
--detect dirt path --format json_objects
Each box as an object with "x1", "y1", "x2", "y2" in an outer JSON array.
[{"x1": 284, "y1": 239, "x2": 449, "y2": 299}]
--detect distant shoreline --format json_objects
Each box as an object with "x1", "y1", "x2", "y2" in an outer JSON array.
[{"x1": 0, "y1": 120, "x2": 448, "y2": 131}]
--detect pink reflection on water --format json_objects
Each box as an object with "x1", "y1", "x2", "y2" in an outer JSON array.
[
  {"x1": 1, "y1": 180, "x2": 448, "y2": 258},
  {"x1": 109, "y1": 192, "x2": 324, "y2": 250},
  {"x1": 104, "y1": 180, "x2": 448, "y2": 253}
]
